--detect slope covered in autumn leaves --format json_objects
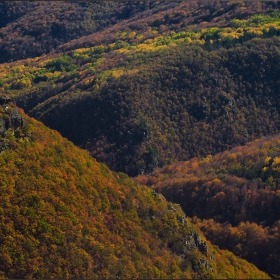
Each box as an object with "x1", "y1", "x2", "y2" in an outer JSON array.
[
  {"x1": 0, "y1": 1, "x2": 157, "y2": 63},
  {"x1": 137, "y1": 134, "x2": 280, "y2": 276},
  {"x1": 1, "y1": 2, "x2": 280, "y2": 176},
  {"x1": 0, "y1": 2, "x2": 278, "y2": 278},
  {"x1": 0, "y1": 1, "x2": 274, "y2": 63},
  {"x1": 0, "y1": 102, "x2": 269, "y2": 279}
]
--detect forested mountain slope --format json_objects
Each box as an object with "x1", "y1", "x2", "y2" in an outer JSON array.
[
  {"x1": 0, "y1": 1, "x2": 158, "y2": 63},
  {"x1": 136, "y1": 134, "x2": 280, "y2": 276},
  {"x1": 1, "y1": 5, "x2": 280, "y2": 175},
  {"x1": 0, "y1": 100, "x2": 269, "y2": 279},
  {"x1": 1, "y1": 1, "x2": 277, "y2": 63},
  {"x1": 0, "y1": 1, "x2": 279, "y2": 278}
]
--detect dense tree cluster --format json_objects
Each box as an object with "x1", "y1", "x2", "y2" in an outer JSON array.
[
  {"x1": 1, "y1": 2, "x2": 280, "y2": 278},
  {"x1": 0, "y1": 1, "x2": 158, "y2": 63},
  {"x1": 138, "y1": 134, "x2": 280, "y2": 276},
  {"x1": 192, "y1": 218, "x2": 280, "y2": 277},
  {"x1": 1, "y1": 1, "x2": 279, "y2": 63},
  {"x1": 4, "y1": 35, "x2": 280, "y2": 176},
  {"x1": 0, "y1": 104, "x2": 268, "y2": 279},
  {"x1": 0, "y1": 2, "x2": 280, "y2": 175}
]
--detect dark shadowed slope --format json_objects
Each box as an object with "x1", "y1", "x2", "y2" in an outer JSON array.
[
  {"x1": 2, "y1": 2, "x2": 280, "y2": 176},
  {"x1": 137, "y1": 134, "x2": 280, "y2": 276}
]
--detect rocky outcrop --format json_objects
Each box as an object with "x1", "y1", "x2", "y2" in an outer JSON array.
[
  {"x1": 186, "y1": 230, "x2": 208, "y2": 254},
  {"x1": 184, "y1": 230, "x2": 214, "y2": 273},
  {"x1": 0, "y1": 95, "x2": 24, "y2": 152},
  {"x1": 199, "y1": 258, "x2": 213, "y2": 272},
  {"x1": 0, "y1": 116, "x2": 6, "y2": 136},
  {"x1": 10, "y1": 108, "x2": 24, "y2": 129}
]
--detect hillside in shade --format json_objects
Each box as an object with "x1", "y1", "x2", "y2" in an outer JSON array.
[
  {"x1": 1, "y1": 1, "x2": 280, "y2": 176},
  {"x1": 0, "y1": 101, "x2": 269, "y2": 279},
  {"x1": 0, "y1": 1, "x2": 156, "y2": 63},
  {"x1": 137, "y1": 134, "x2": 280, "y2": 276}
]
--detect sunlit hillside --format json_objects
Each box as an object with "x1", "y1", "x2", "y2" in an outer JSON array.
[
  {"x1": 0, "y1": 101, "x2": 269, "y2": 279},
  {"x1": 137, "y1": 134, "x2": 280, "y2": 276},
  {"x1": 0, "y1": 1, "x2": 279, "y2": 278}
]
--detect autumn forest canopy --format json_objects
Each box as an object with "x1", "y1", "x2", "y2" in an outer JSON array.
[{"x1": 0, "y1": 0, "x2": 280, "y2": 279}]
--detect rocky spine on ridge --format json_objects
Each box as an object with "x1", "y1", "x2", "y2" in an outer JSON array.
[{"x1": 0, "y1": 95, "x2": 25, "y2": 152}]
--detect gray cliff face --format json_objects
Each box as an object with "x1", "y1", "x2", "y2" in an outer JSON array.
[
  {"x1": 0, "y1": 95, "x2": 24, "y2": 152},
  {"x1": 0, "y1": 116, "x2": 5, "y2": 136},
  {"x1": 10, "y1": 108, "x2": 24, "y2": 130}
]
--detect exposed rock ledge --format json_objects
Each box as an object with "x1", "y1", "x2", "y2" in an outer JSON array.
[{"x1": 0, "y1": 95, "x2": 25, "y2": 152}]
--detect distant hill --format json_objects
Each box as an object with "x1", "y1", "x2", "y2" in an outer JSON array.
[
  {"x1": 137, "y1": 133, "x2": 280, "y2": 276},
  {"x1": 1, "y1": 32, "x2": 280, "y2": 176},
  {"x1": 1, "y1": 2, "x2": 280, "y2": 176},
  {"x1": 0, "y1": 100, "x2": 269, "y2": 279},
  {"x1": 0, "y1": 1, "x2": 279, "y2": 62},
  {"x1": 1, "y1": 3, "x2": 280, "y2": 167},
  {"x1": 0, "y1": 1, "x2": 159, "y2": 63}
]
